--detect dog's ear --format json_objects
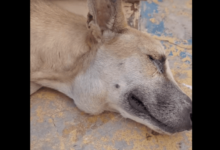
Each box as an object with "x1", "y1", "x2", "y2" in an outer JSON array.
[{"x1": 86, "y1": 0, "x2": 127, "y2": 43}]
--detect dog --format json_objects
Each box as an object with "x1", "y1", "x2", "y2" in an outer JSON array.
[{"x1": 30, "y1": 0, "x2": 192, "y2": 135}]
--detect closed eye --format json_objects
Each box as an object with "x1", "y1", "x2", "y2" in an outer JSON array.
[
  {"x1": 147, "y1": 54, "x2": 165, "y2": 73},
  {"x1": 148, "y1": 55, "x2": 154, "y2": 61}
]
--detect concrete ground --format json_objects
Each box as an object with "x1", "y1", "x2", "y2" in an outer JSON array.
[{"x1": 31, "y1": 0, "x2": 192, "y2": 149}]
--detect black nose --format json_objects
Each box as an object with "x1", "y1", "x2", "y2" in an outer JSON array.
[
  {"x1": 190, "y1": 113, "x2": 192, "y2": 123},
  {"x1": 179, "y1": 97, "x2": 192, "y2": 132}
]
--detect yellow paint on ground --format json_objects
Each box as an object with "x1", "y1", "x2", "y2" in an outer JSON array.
[
  {"x1": 161, "y1": 13, "x2": 165, "y2": 19},
  {"x1": 150, "y1": 18, "x2": 156, "y2": 23},
  {"x1": 186, "y1": 0, "x2": 192, "y2": 9},
  {"x1": 165, "y1": 7, "x2": 169, "y2": 14},
  {"x1": 81, "y1": 121, "x2": 191, "y2": 150},
  {"x1": 59, "y1": 137, "x2": 66, "y2": 150},
  {"x1": 182, "y1": 57, "x2": 191, "y2": 63},
  {"x1": 151, "y1": 35, "x2": 192, "y2": 49},
  {"x1": 153, "y1": 0, "x2": 160, "y2": 4}
]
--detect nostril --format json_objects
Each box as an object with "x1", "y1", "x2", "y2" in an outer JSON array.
[{"x1": 190, "y1": 113, "x2": 192, "y2": 122}]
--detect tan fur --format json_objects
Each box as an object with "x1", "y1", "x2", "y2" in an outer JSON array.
[
  {"x1": 31, "y1": 0, "x2": 96, "y2": 93},
  {"x1": 31, "y1": 0, "x2": 192, "y2": 134},
  {"x1": 31, "y1": 0, "x2": 162, "y2": 94}
]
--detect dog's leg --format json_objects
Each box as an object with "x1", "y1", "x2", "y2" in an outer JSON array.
[{"x1": 30, "y1": 82, "x2": 42, "y2": 95}]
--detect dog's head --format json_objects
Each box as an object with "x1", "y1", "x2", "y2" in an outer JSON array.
[{"x1": 72, "y1": 0, "x2": 192, "y2": 135}]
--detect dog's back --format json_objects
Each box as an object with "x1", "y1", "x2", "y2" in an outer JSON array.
[{"x1": 31, "y1": 0, "x2": 90, "y2": 75}]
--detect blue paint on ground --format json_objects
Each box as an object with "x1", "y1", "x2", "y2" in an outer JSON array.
[
  {"x1": 186, "y1": 52, "x2": 192, "y2": 59},
  {"x1": 187, "y1": 39, "x2": 192, "y2": 45},
  {"x1": 174, "y1": 41, "x2": 181, "y2": 45},
  {"x1": 185, "y1": 60, "x2": 191, "y2": 64},
  {"x1": 180, "y1": 51, "x2": 186, "y2": 58},
  {"x1": 140, "y1": 1, "x2": 165, "y2": 36},
  {"x1": 140, "y1": 1, "x2": 192, "y2": 45},
  {"x1": 168, "y1": 51, "x2": 173, "y2": 56}
]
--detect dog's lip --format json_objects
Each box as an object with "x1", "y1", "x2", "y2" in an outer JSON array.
[
  {"x1": 127, "y1": 93, "x2": 165, "y2": 127},
  {"x1": 127, "y1": 92, "x2": 176, "y2": 134},
  {"x1": 128, "y1": 93, "x2": 148, "y2": 114}
]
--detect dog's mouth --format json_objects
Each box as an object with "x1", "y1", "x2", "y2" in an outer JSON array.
[
  {"x1": 127, "y1": 92, "x2": 173, "y2": 133},
  {"x1": 128, "y1": 93, "x2": 148, "y2": 114}
]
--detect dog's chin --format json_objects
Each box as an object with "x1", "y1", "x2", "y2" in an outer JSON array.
[
  {"x1": 111, "y1": 107, "x2": 173, "y2": 135},
  {"x1": 138, "y1": 120, "x2": 174, "y2": 135},
  {"x1": 105, "y1": 107, "x2": 117, "y2": 113},
  {"x1": 150, "y1": 128, "x2": 173, "y2": 135}
]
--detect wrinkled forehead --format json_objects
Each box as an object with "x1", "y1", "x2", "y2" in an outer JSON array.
[{"x1": 102, "y1": 28, "x2": 166, "y2": 59}]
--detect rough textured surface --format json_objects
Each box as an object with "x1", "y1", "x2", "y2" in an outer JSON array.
[
  {"x1": 139, "y1": 0, "x2": 192, "y2": 99},
  {"x1": 31, "y1": 0, "x2": 192, "y2": 149},
  {"x1": 31, "y1": 88, "x2": 192, "y2": 150}
]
